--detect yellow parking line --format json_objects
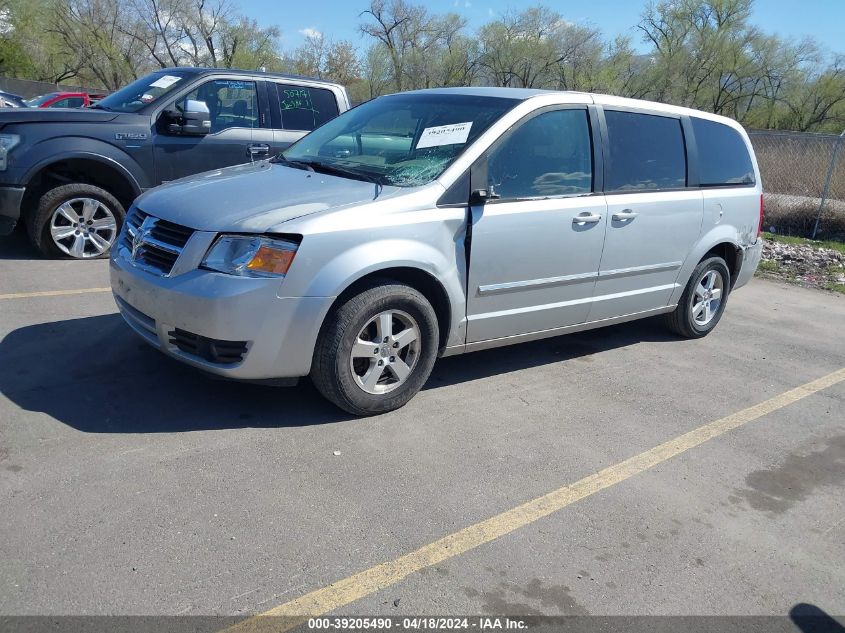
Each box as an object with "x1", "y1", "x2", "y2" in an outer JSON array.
[
  {"x1": 0, "y1": 287, "x2": 110, "y2": 300},
  {"x1": 226, "y1": 367, "x2": 845, "y2": 633}
]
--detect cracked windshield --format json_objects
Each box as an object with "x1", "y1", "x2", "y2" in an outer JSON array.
[{"x1": 281, "y1": 93, "x2": 517, "y2": 186}]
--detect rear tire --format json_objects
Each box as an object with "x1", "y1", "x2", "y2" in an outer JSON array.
[
  {"x1": 665, "y1": 256, "x2": 731, "y2": 338},
  {"x1": 311, "y1": 282, "x2": 439, "y2": 416},
  {"x1": 28, "y1": 183, "x2": 124, "y2": 259}
]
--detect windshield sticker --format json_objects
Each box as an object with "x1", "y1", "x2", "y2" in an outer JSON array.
[
  {"x1": 416, "y1": 122, "x2": 473, "y2": 149},
  {"x1": 149, "y1": 75, "x2": 182, "y2": 90},
  {"x1": 217, "y1": 80, "x2": 250, "y2": 90}
]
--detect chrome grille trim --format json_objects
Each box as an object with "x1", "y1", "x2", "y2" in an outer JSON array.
[
  {"x1": 137, "y1": 233, "x2": 182, "y2": 254},
  {"x1": 122, "y1": 208, "x2": 194, "y2": 277}
]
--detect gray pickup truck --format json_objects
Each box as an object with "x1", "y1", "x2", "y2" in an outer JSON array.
[{"x1": 0, "y1": 68, "x2": 350, "y2": 259}]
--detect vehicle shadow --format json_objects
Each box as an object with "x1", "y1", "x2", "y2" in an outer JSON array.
[
  {"x1": 0, "y1": 312, "x2": 680, "y2": 433},
  {"x1": 0, "y1": 225, "x2": 36, "y2": 260},
  {"x1": 790, "y1": 603, "x2": 845, "y2": 633}
]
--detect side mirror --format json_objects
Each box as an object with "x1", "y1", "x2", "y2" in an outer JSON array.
[
  {"x1": 470, "y1": 186, "x2": 501, "y2": 205},
  {"x1": 163, "y1": 100, "x2": 211, "y2": 136},
  {"x1": 179, "y1": 100, "x2": 211, "y2": 135}
]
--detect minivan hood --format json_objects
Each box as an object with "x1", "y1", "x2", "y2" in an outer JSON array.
[
  {"x1": 136, "y1": 161, "x2": 399, "y2": 232},
  {"x1": 0, "y1": 108, "x2": 120, "y2": 125}
]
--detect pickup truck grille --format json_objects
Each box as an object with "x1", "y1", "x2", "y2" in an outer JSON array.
[{"x1": 122, "y1": 208, "x2": 194, "y2": 276}]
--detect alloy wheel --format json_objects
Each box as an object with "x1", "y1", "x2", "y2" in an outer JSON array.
[
  {"x1": 349, "y1": 309, "x2": 422, "y2": 395},
  {"x1": 692, "y1": 269, "x2": 724, "y2": 326},
  {"x1": 49, "y1": 197, "x2": 118, "y2": 258}
]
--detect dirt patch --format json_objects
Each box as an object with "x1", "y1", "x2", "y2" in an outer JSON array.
[{"x1": 756, "y1": 238, "x2": 845, "y2": 293}]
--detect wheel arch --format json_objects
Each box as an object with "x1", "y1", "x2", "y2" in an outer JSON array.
[
  {"x1": 670, "y1": 228, "x2": 744, "y2": 306},
  {"x1": 702, "y1": 241, "x2": 742, "y2": 288},
  {"x1": 22, "y1": 153, "x2": 143, "y2": 221},
  {"x1": 321, "y1": 266, "x2": 454, "y2": 353}
]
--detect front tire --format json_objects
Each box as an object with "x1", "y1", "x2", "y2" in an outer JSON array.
[
  {"x1": 311, "y1": 282, "x2": 439, "y2": 416},
  {"x1": 28, "y1": 183, "x2": 124, "y2": 259},
  {"x1": 665, "y1": 256, "x2": 731, "y2": 338}
]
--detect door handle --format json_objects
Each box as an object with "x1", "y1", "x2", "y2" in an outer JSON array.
[
  {"x1": 573, "y1": 212, "x2": 602, "y2": 225},
  {"x1": 247, "y1": 143, "x2": 271, "y2": 157},
  {"x1": 612, "y1": 209, "x2": 639, "y2": 221}
]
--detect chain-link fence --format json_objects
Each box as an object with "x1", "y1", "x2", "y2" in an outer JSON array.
[{"x1": 748, "y1": 129, "x2": 845, "y2": 240}]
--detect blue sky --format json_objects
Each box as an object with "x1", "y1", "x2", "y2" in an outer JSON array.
[{"x1": 237, "y1": 0, "x2": 844, "y2": 56}]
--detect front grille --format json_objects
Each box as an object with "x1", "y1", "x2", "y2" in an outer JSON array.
[
  {"x1": 122, "y1": 208, "x2": 194, "y2": 276},
  {"x1": 168, "y1": 328, "x2": 249, "y2": 365}
]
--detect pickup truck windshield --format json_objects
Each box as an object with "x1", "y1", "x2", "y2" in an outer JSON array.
[
  {"x1": 26, "y1": 93, "x2": 59, "y2": 107},
  {"x1": 281, "y1": 93, "x2": 518, "y2": 187},
  {"x1": 94, "y1": 72, "x2": 191, "y2": 113}
]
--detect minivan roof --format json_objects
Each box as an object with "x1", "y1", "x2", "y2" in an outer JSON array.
[
  {"x1": 398, "y1": 86, "x2": 746, "y2": 132},
  {"x1": 405, "y1": 86, "x2": 554, "y2": 100}
]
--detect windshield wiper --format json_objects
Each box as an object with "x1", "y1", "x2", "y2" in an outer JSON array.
[
  {"x1": 271, "y1": 156, "x2": 315, "y2": 172},
  {"x1": 89, "y1": 103, "x2": 110, "y2": 111},
  {"x1": 299, "y1": 160, "x2": 385, "y2": 188}
]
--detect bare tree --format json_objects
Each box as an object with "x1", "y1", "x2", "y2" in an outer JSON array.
[
  {"x1": 125, "y1": 0, "x2": 190, "y2": 68},
  {"x1": 360, "y1": 0, "x2": 465, "y2": 91},
  {"x1": 51, "y1": 0, "x2": 148, "y2": 89}
]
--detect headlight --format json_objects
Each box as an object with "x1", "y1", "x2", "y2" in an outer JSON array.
[
  {"x1": 0, "y1": 134, "x2": 21, "y2": 171},
  {"x1": 201, "y1": 235, "x2": 299, "y2": 278}
]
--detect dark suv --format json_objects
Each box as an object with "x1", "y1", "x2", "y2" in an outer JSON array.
[{"x1": 0, "y1": 68, "x2": 350, "y2": 258}]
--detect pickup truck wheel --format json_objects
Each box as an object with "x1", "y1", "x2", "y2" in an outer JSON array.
[
  {"x1": 311, "y1": 282, "x2": 439, "y2": 416},
  {"x1": 29, "y1": 183, "x2": 124, "y2": 259},
  {"x1": 665, "y1": 256, "x2": 730, "y2": 338}
]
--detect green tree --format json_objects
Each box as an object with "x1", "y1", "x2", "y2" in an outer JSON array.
[
  {"x1": 359, "y1": 0, "x2": 466, "y2": 92},
  {"x1": 51, "y1": 0, "x2": 148, "y2": 89},
  {"x1": 0, "y1": 0, "x2": 83, "y2": 83},
  {"x1": 359, "y1": 43, "x2": 393, "y2": 100}
]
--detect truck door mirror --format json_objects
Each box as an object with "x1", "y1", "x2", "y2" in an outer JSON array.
[
  {"x1": 163, "y1": 100, "x2": 211, "y2": 136},
  {"x1": 181, "y1": 100, "x2": 211, "y2": 135}
]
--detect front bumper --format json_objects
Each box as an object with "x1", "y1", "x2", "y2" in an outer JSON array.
[
  {"x1": 734, "y1": 237, "x2": 764, "y2": 289},
  {"x1": 110, "y1": 245, "x2": 334, "y2": 380},
  {"x1": 0, "y1": 185, "x2": 25, "y2": 235}
]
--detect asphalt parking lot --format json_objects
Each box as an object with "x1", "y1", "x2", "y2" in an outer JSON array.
[{"x1": 1, "y1": 229, "x2": 843, "y2": 621}]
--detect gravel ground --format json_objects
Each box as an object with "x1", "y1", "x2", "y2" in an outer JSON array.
[{"x1": 758, "y1": 238, "x2": 845, "y2": 291}]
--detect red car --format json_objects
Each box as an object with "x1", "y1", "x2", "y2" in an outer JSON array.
[{"x1": 25, "y1": 91, "x2": 107, "y2": 108}]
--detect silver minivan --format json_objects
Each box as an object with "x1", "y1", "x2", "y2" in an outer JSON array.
[{"x1": 110, "y1": 88, "x2": 763, "y2": 415}]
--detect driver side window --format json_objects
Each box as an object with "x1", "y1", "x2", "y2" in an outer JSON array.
[
  {"x1": 179, "y1": 79, "x2": 258, "y2": 134},
  {"x1": 488, "y1": 109, "x2": 593, "y2": 200}
]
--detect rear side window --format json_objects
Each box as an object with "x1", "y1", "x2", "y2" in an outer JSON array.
[
  {"x1": 488, "y1": 108, "x2": 593, "y2": 199},
  {"x1": 604, "y1": 110, "x2": 686, "y2": 191},
  {"x1": 277, "y1": 84, "x2": 340, "y2": 131},
  {"x1": 692, "y1": 117, "x2": 755, "y2": 186}
]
